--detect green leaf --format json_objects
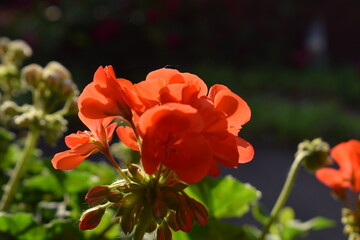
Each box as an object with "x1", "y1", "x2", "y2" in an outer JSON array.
[
  {"x1": 173, "y1": 219, "x2": 259, "y2": 240},
  {"x1": 280, "y1": 215, "x2": 335, "y2": 240},
  {"x1": 24, "y1": 171, "x2": 62, "y2": 197},
  {"x1": 278, "y1": 207, "x2": 295, "y2": 225},
  {"x1": 186, "y1": 175, "x2": 260, "y2": 219},
  {"x1": 0, "y1": 212, "x2": 37, "y2": 236},
  {"x1": 306, "y1": 216, "x2": 336, "y2": 230},
  {"x1": 251, "y1": 203, "x2": 269, "y2": 225},
  {"x1": 172, "y1": 230, "x2": 191, "y2": 240}
]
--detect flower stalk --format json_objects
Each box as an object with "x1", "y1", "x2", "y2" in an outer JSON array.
[
  {"x1": 259, "y1": 151, "x2": 309, "y2": 240},
  {"x1": 0, "y1": 128, "x2": 40, "y2": 211}
]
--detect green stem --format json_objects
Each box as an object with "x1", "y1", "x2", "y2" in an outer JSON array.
[
  {"x1": 259, "y1": 151, "x2": 308, "y2": 240},
  {"x1": 0, "y1": 128, "x2": 41, "y2": 211},
  {"x1": 103, "y1": 149, "x2": 132, "y2": 183}
]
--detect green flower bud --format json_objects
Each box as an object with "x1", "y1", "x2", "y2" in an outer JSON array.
[
  {"x1": 127, "y1": 163, "x2": 146, "y2": 183},
  {"x1": 0, "y1": 101, "x2": 21, "y2": 115},
  {"x1": 120, "y1": 207, "x2": 135, "y2": 235},
  {"x1": 0, "y1": 37, "x2": 10, "y2": 55},
  {"x1": 296, "y1": 138, "x2": 330, "y2": 172},
  {"x1": 21, "y1": 64, "x2": 43, "y2": 87},
  {"x1": 106, "y1": 189, "x2": 123, "y2": 203},
  {"x1": 3, "y1": 39, "x2": 32, "y2": 65}
]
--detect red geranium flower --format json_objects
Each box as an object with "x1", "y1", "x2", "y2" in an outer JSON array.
[
  {"x1": 51, "y1": 113, "x2": 117, "y2": 170},
  {"x1": 76, "y1": 67, "x2": 254, "y2": 181},
  {"x1": 316, "y1": 139, "x2": 360, "y2": 192}
]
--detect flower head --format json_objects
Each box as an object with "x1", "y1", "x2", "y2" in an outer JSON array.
[
  {"x1": 51, "y1": 113, "x2": 116, "y2": 170},
  {"x1": 316, "y1": 139, "x2": 360, "y2": 192}
]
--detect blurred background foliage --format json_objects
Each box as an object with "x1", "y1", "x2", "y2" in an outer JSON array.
[{"x1": 1, "y1": 0, "x2": 359, "y2": 147}]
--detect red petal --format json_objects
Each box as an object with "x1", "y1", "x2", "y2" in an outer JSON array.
[
  {"x1": 207, "y1": 160, "x2": 221, "y2": 177},
  {"x1": 65, "y1": 132, "x2": 91, "y2": 148},
  {"x1": 315, "y1": 168, "x2": 348, "y2": 189},
  {"x1": 237, "y1": 137, "x2": 254, "y2": 163},
  {"x1": 331, "y1": 141, "x2": 353, "y2": 176},
  {"x1": 52, "y1": 150, "x2": 91, "y2": 170},
  {"x1": 209, "y1": 85, "x2": 251, "y2": 134},
  {"x1": 146, "y1": 68, "x2": 180, "y2": 82},
  {"x1": 210, "y1": 134, "x2": 239, "y2": 168},
  {"x1": 116, "y1": 126, "x2": 139, "y2": 151}
]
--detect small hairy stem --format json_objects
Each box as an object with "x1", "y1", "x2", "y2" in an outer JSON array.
[
  {"x1": 103, "y1": 149, "x2": 132, "y2": 183},
  {"x1": 0, "y1": 128, "x2": 41, "y2": 211},
  {"x1": 259, "y1": 151, "x2": 308, "y2": 240}
]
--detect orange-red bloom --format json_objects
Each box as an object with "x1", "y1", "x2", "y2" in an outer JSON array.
[
  {"x1": 138, "y1": 103, "x2": 212, "y2": 183},
  {"x1": 78, "y1": 66, "x2": 133, "y2": 122},
  {"x1": 316, "y1": 139, "x2": 360, "y2": 192},
  {"x1": 51, "y1": 113, "x2": 117, "y2": 170},
  {"x1": 74, "y1": 66, "x2": 254, "y2": 182}
]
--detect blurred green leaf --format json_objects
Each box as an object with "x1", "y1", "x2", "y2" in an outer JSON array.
[
  {"x1": 24, "y1": 171, "x2": 62, "y2": 197},
  {"x1": 186, "y1": 175, "x2": 260, "y2": 219},
  {"x1": 173, "y1": 219, "x2": 259, "y2": 240},
  {"x1": 0, "y1": 212, "x2": 37, "y2": 236},
  {"x1": 251, "y1": 203, "x2": 269, "y2": 225},
  {"x1": 278, "y1": 207, "x2": 295, "y2": 225}
]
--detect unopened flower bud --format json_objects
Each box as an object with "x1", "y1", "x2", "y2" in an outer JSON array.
[
  {"x1": 4, "y1": 40, "x2": 32, "y2": 65},
  {"x1": 176, "y1": 197, "x2": 193, "y2": 232},
  {"x1": 146, "y1": 220, "x2": 157, "y2": 233},
  {"x1": 0, "y1": 37, "x2": 10, "y2": 55},
  {"x1": 162, "y1": 187, "x2": 180, "y2": 210},
  {"x1": 0, "y1": 101, "x2": 21, "y2": 115},
  {"x1": 43, "y1": 61, "x2": 71, "y2": 81},
  {"x1": 166, "y1": 211, "x2": 180, "y2": 232},
  {"x1": 106, "y1": 189, "x2": 123, "y2": 203},
  {"x1": 127, "y1": 163, "x2": 146, "y2": 183},
  {"x1": 79, "y1": 205, "x2": 106, "y2": 230},
  {"x1": 187, "y1": 198, "x2": 208, "y2": 226},
  {"x1": 156, "y1": 223, "x2": 172, "y2": 240},
  {"x1": 152, "y1": 195, "x2": 168, "y2": 221},
  {"x1": 21, "y1": 64, "x2": 43, "y2": 87},
  {"x1": 42, "y1": 61, "x2": 72, "y2": 91},
  {"x1": 121, "y1": 193, "x2": 141, "y2": 208},
  {"x1": 85, "y1": 185, "x2": 110, "y2": 205},
  {"x1": 120, "y1": 208, "x2": 135, "y2": 235},
  {"x1": 296, "y1": 138, "x2": 330, "y2": 172}
]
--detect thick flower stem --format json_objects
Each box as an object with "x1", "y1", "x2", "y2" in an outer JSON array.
[
  {"x1": 0, "y1": 128, "x2": 40, "y2": 211},
  {"x1": 259, "y1": 151, "x2": 308, "y2": 240}
]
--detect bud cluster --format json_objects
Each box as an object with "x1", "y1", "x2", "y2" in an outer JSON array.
[
  {"x1": 0, "y1": 60, "x2": 78, "y2": 144},
  {"x1": 0, "y1": 37, "x2": 33, "y2": 99},
  {"x1": 296, "y1": 138, "x2": 330, "y2": 172},
  {"x1": 80, "y1": 164, "x2": 208, "y2": 240},
  {"x1": 0, "y1": 37, "x2": 32, "y2": 66},
  {"x1": 21, "y1": 61, "x2": 79, "y2": 113},
  {"x1": 342, "y1": 208, "x2": 360, "y2": 238}
]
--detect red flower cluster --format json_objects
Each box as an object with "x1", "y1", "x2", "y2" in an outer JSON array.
[
  {"x1": 52, "y1": 66, "x2": 254, "y2": 183},
  {"x1": 316, "y1": 139, "x2": 360, "y2": 193}
]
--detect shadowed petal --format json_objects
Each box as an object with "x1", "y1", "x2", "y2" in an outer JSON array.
[{"x1": 116, "y1": 126, "x2": 139, "y2": 151}]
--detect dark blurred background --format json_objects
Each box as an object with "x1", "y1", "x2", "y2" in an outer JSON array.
[{"x1": 1, "y1": 0, "x2": 360, "y2": 239}]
